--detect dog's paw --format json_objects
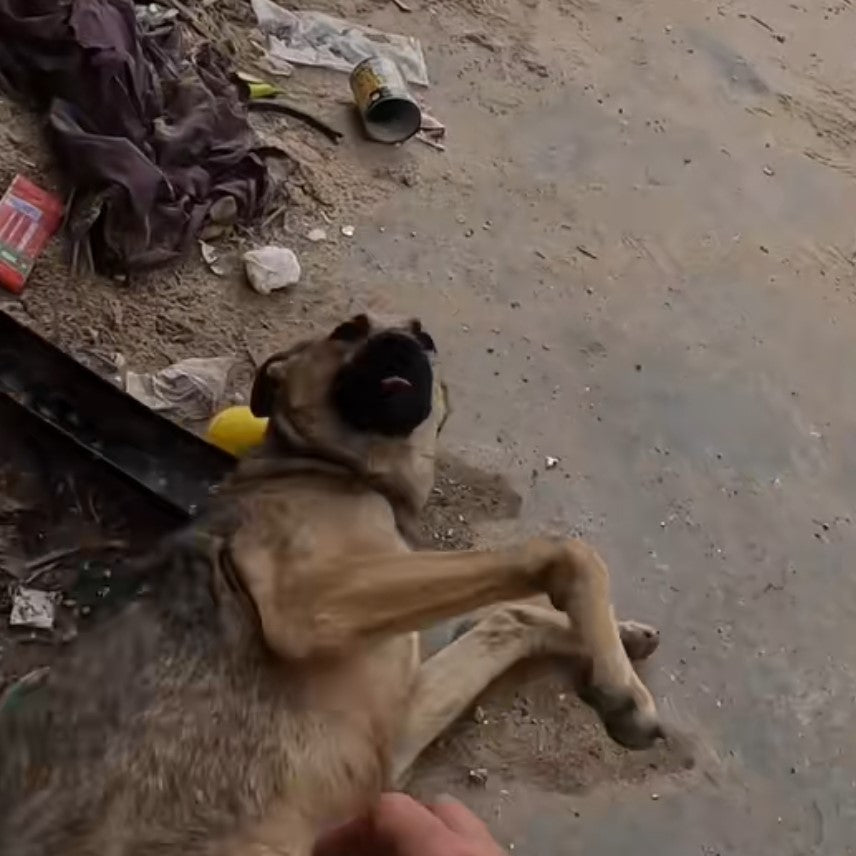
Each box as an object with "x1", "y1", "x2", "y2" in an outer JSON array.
[
  {"x1": 580, "y1": 673, "x2": 663, "y2": 749},
  {"x1": 619, "y1": 620, "x2": 660, "y2": 661}
]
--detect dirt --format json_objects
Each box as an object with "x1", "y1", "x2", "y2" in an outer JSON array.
[{"x1": 3, "y1": 0, "x2": 856, "y2": 852}]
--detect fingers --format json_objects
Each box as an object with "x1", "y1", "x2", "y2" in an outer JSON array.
[
  {"x1": 313, "y1": 793, "x2": 507, "y2": 856},
  {"x1": 374, "y1": 793, "x2": 457, "y2": 855},
  {"x1": 314, "y1": 794, "x2": 453, "y2": 856},
  {"x1": 429, "y1": 794, "x2": 497, "y2": 844},
  {"x1": 313, "y1": 815, "x2": 376, "y2": 856}
]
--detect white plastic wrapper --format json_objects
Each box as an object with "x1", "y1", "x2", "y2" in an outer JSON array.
[{"x1": 251, "y1": 0, "x2": 430, "y2": 87}]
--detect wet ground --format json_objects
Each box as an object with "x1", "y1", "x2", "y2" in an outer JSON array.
[{"x1": 2, "y1": 0, "x2": 856, "y2": 852}]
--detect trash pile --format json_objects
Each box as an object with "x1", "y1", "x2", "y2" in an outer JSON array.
[
  {"x1": 0, "y1": 0, "x2": 444, "y2": 284},
  {"x1": 0, "y1": 0, "x2": 271, "y2": 275}
]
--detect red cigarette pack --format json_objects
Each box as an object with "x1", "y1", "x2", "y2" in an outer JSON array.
[{"x1": 0, "y1": 175, "x2": 64, "y2": 294}]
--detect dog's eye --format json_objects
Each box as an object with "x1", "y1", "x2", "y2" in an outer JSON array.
[
  {"x1": 415, "y1": 331, "x2": 436, "y2": 352},
  {"x1": 330, "y1": 314, "x2": 370, "y2": 343}
]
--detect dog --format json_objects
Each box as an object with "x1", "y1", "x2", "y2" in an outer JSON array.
[{"x1": 0, "y1": 313, "x2": 663, "y2": 855}]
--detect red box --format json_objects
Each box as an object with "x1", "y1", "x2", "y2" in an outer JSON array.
[{"x1": 0, "y1": 175, "x2": 64, "y2": 294}]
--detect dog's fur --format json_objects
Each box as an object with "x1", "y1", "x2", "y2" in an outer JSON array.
[{"x1": 0, "y1": 315, "x2": 663, "y2": 856}]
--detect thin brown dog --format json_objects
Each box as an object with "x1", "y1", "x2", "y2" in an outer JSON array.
[{"x1": 0, "y1": 314, "x2": 663, "y2": 855}]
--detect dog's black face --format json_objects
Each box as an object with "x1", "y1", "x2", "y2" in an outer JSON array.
[{"x1": 329, "y1": 315, "x2": 436, "y2": 437}]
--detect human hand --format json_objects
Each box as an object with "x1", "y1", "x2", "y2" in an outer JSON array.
[{"x1": 314, "y1": 792, "x2": 507, "y2": 856}]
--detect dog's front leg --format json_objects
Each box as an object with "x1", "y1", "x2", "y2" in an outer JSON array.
[{"x1": 234, "y1": 538, "x2": 662, "y2": 749}]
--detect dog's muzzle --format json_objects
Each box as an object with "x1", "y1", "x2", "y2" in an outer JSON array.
[{"x1": 331, "y1": 332, "x2": 434, "y2": 437}]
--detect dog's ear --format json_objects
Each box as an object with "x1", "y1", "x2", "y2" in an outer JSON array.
[
  {"x1": 329, "y1": 313, "x2": 371, "y2": 343},
  {"x1": 409, "y1": 319, "x2": 437, "y2": 353},
  {"x1": 250, "y1": 341, "x2": 312, "y2": 417}
]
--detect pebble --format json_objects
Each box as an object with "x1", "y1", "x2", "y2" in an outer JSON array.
[
  {"x1": 762, "y1": 165, "x2": 775, "y2": 176},
  {"x1": 468, "y1": 767, "x2": 489, "y2": 787},
  {"x1": 307, "y1": 227, "x2": 327, "y2": 242},
  {"x1": 341, "y1": 224, "x2": 355, "y2": 238},
  {"x1": 545, "y1": 456, "x2": 559, "y2": 470}
]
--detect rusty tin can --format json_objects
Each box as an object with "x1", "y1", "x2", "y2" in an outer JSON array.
[{"x1": 350, "y1": 56, "x2": 421, "y2": 144}]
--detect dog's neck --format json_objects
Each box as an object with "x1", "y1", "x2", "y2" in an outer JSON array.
[{"x1": 230, "y1": 417, "x2": 433, "y2": 545}]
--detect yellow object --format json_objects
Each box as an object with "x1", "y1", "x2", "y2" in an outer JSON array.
[
  {"x1": 248, "y1": 81, "x2": 279, "y2": 100},
  {"x1": 206, "y1": 406, "x2": 268, "y2": 457}
]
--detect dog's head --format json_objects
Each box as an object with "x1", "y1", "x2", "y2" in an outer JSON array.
[{"x1": 248, "y1": 313, "x2": 448, "y2": 514}]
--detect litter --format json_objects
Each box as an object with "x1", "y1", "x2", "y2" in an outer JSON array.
[
  {"x1": 0, "y1": 176, "x2": 64, "y2": 294},
  {"x1": 134, "y1": 3, "x2": 178, "y2": 28},
  {"x1": 10, "y1": 586, "x2": 59, "y2": 630},
  {"x1": 126, "y1": 356, "x2": 236, "y2": 420},
  {"x1": 416, "y1": 109, "x2": 446, "y2": 150},
  {"x1": 250, "y1": 0, "x2": 430, "y2": 87},
  {"x1": 0, "y1": 0, "x2": 271, "y2": 274},
  {"x1": 200, "y1": 241, "x2": 226, "y2": 276},
  {"x1": 467, "y1": 767, "x2": 489, "y2": 787},
  {"x1": 351, "y1": 56, "x2": 421, "y2": 144},
  {"x1": 0, "y1": 666, "x2": 50, "y2": 715},
  {"x1": 243, "y1": 246, "x2": 301, "y2": 294}
]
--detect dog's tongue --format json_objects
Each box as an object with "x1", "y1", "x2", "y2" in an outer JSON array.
[{"x1": 380, "y1": 375, "x2": 412, "y2": 393}]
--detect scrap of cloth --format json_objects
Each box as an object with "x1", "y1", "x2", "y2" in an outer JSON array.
[{"x1": 0, "y1": 0, "x2": 271, "y2": 273}]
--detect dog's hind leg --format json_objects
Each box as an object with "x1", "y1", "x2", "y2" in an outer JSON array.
[{"x1": 391, "y1": 604, "x2": 660, "y2": 782}]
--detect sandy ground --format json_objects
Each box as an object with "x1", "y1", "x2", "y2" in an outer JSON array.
[{"x1": 3, "y1": 0, "x2": 856, "y2": 852}]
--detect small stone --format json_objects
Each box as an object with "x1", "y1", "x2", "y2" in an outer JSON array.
[
  {"x1": 307, "y1": 227, "x2": 327, "y2": 242},
  {"x1": 762, "y1": 165, "x2": 775, "y2": 176},
  {"x1": 545, "y1": 456, "x2": 559, "y2": 470},
  {"x1": 341, "y1": 224, "x2": 355, "y2": 238},
  {"x1": 651, "y1": 793, "x2": 660, "y2": 800},
  {"x1": 473, "y1": 705, "x2": 487, "y2": 724},
  {"x1": 468, "y1": 767, "x2": 489, "y2": 787}
]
